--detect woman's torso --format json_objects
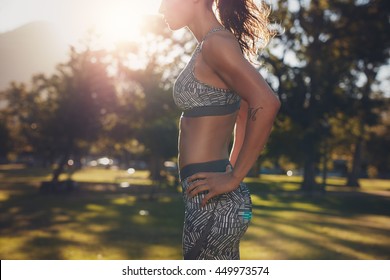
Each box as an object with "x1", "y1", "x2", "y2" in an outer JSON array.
[
  {"x1": 173, "y1": 28, "x2": 241, "y2": 170},
  {"x1": 177, "y1": 113, "x2": 237, "y2": 169}
]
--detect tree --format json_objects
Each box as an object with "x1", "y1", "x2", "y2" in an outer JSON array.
[
  {"x1": 110, "y1": 16, "x2": 191, "y2": 179},
  {"x1": 333, "y1": 0, "x2": 390, "y2": 186},
  {"x1": 264, "y1": 0, "x2": 343, "y2": 191},
  {"x1": 49, "y1": 47, "x2": 119, "y2": 183},
  {"x1": 3, "y1": 46, "x2": 118, "y2": 185},
  {"x1": 2, "y1": 15, "x2": 191, "y2": 184},
  {"x1": 0, "y1": 118, "x2": 10, "y2": 162},
  {"x1": 263, "y1": 0, "x2": 389, "y2": 191},
  {"x1": 1, "y1": 82, "x2": 39, "y2": 162},
  {"x1": 366, "y1": 120, "x2": 390, "y2": 178}
]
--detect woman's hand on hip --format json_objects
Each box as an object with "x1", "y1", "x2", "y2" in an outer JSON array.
[{"x1": 186, "y1": 165, "x2": 241, "y2": 207}]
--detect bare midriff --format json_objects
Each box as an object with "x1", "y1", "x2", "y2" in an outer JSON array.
[{"x1": 178, "y1": 112, "x2": 237, "y2": 170}]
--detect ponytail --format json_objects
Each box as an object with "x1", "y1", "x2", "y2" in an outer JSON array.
[{"x1": 215, "y1": 0, "x2": 275, "y2": 59}]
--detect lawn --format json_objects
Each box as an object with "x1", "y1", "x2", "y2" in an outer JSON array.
[{"x1": 0, "y1": 165, "x2": 389, "y2": 260}]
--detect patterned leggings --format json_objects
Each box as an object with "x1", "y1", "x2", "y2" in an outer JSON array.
[{"x1": 180, "y1": 159, "x2": 252, "y2": 260}]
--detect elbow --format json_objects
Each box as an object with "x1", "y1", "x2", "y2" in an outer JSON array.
[
  {"x1": 273, "y1": 95, "x2": 281, "y2": 112},
  {"x1": 268, "y1": 91, "x2": 281, "y2": 114},
  {"x1": 244, "y1": 89, "x2": 281, "y2": 113}
]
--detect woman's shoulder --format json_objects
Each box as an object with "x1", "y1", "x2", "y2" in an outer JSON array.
[
  {"x1": 202, "y1": 29, "x2": 239, "y2": 52},
  {"x1": 201, "y1": 30, "x2": 246, "y2": 69}
]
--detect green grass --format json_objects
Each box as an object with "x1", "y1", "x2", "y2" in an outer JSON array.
[{"x1": 1, "y1": 165, "x2": 389, "y2": 260}]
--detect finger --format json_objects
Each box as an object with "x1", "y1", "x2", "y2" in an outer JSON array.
[
  {"x1": 226, "y1": 164, "x2": 233, "y2": 172},
  {"x1": 189, "y1": 185, "x2": 209, "y2": 198},
  {"x1": 187, "y1": 179, "x2": 208, "y2": 194},
  {"x1": 201, "y1": 192, "x2": 214, "y2": 208},
  {"x1": 187, "y1": 172, "x2": 207, "y2": 183},
  {"x1": 186, "y1": 180, "x2": 206, "y2": 194}
]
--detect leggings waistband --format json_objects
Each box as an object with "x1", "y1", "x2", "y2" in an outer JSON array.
[{"x1": 180, "y1": 159, "x2": 230, "y2": 181}]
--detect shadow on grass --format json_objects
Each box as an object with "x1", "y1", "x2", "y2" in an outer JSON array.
[
  {"x1": 0, "y1": 182, "x2": 184, "y2": 260},
  {"x1": 241, "y1": 183, "x2": 390, "y2": 259},
  {"x1": 244, "y1": 214, "x2": 390, "y2": 259},
  {"x1": 245, "y1": 180, "x2": 301, "y2": 192},
  {"x1": 249, "y1": 187, "x2": 390, "y2": 217},
  {"x1": 0, "y1": 166, "x2": 52, "y2": 179},
  {"x1": 1, "y1": 176, "x2": 390, "y2": 260}
]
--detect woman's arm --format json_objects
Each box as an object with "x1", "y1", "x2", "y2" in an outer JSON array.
[
  {"x1": 186, "y1": 33, "x2": 280, "y2": 206},
  {"x1": 229, "y1": 99, "x2": 248, "y2": 166}
]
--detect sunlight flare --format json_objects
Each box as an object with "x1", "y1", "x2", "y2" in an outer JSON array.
[{"x1": 92, "y1": 0, "x2": 160, "y2": 48}]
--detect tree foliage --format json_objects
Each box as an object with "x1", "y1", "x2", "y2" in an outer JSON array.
[
  {"x1": 263, "y1": 0, "x2": 389, "y2": 190},
  {"x1": 0, "y1": 16, "x2": 190, "y2": 182},
  {"x1": 1, "y1": 6, "x2": 389, "y2": 189},
  {"x1": 2, "y1": 47, "x2": 118, "y2": 182}
]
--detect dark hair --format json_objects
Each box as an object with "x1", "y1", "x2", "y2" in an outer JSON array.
[{"x1": 215, "y1": 0, "x2": 275, "y2": 58}]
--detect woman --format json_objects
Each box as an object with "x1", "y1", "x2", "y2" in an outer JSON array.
[{"x1": 159, "y1": 0, "x2": 280, "y2": 259}]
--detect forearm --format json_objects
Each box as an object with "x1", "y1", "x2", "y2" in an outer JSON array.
[
  {"x1": 229, "y1": 100, "x2": 248, "y2": 166},
  {"x1": 231, "y1": 98, "x2": 280, "y2": 184}
]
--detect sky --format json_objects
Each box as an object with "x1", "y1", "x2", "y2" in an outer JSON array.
[{"x1": 0, "y1": 0, "x2": 161, "y2": 44}]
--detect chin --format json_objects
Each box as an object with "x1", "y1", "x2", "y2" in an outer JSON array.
[
  {"x1": 168, "y1": 25, "x2": 183, "y2": 31},
  {"x1": 164, "y1": 20, "x2": 184, "y2": 31}
]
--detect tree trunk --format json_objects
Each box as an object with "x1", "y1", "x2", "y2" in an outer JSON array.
[
  {"x1": 301, "y1": 157, "x2": 317, "y2": 192},
  {"x1": 149, "y1": 155, "x2": 163, "y2": 181},
  {"x1": 346, "y1": 136, "x2": 363, "y2": 187},
  {"x1": 321, "y1": 139, "x2": 329, "y2": 192},
  {"x1": 51, "y1": 150, "x2": 71, "y2": 184},
  {"x1": 51, "y1": 140, "x2": 73, "y2": 184}
]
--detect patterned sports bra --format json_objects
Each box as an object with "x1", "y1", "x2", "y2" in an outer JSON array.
[{"x1": 173, "y1": 27, "x2": 241, "y2": 117}]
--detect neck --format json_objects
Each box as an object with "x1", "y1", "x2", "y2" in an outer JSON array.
[{"x1": 187, "y1": 8, "x2": 222, "y2": 42}]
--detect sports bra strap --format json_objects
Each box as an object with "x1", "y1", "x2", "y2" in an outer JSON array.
[{"x1": 200, "y1": 26, "x2": 226, "y2": 44}]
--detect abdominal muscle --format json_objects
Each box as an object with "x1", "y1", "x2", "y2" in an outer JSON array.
[{"x1": 178, "y1": 112, "x2": 237, "y2": 170}]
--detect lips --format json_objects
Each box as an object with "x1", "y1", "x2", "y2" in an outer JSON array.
[{"x1": 163, "y1": 17, "x2": 170, "y2": 25}]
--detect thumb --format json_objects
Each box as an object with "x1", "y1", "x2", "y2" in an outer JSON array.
[{"x1": 226, "y1": 164, "x2": 233, "y2": 173}]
